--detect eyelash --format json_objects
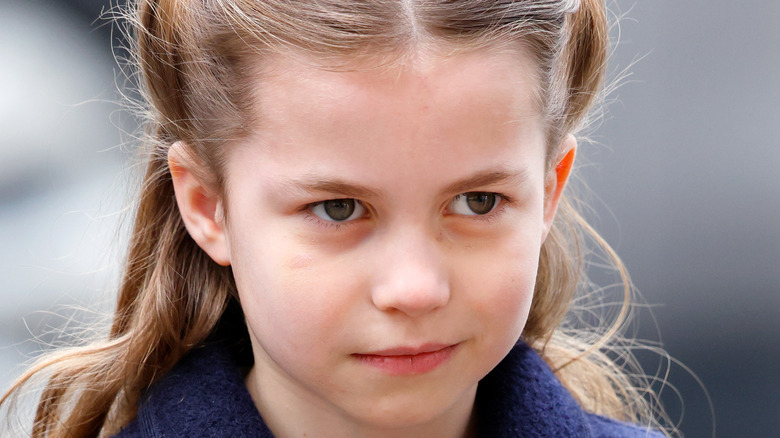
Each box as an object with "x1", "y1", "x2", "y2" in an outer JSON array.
[
  {"x1": 302, "y1": 192, "x2": 511, "y2": 230},
  {"x1": 450, "y1": 192, "x2": 511, "y2": 224},
  {"x1": 302, "y1": 209, "x2": 358, "y2": 231},
  {"x1": 301, "y1": 199, "x2": 369, "y2": 231}
]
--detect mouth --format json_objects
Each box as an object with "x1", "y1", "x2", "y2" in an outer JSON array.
[{"x1": 353, "y1": 343, "x2": 459, "y2": 376}]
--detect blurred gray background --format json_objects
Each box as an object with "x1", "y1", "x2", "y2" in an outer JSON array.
[{"x1": 1, "y1": 0, "x2": 778, "y2": 436}]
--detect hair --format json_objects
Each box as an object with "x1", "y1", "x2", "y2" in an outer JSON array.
[{"x1": 2, "y1": 0, "x2": 671, "y2": 436}]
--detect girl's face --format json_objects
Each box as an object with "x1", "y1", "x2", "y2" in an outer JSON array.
[{"x1": 184, "y1": 48, "x2": 572, "y2": 436}]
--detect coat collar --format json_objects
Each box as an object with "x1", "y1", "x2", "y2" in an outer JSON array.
[
  {"x1": 133, "y1": 342, "x2": 593, "y2": 437},
  {"x1": 475, "y1": 342, "x2": 591, "y2": 437},
  {"x1": 135, "y1": 343, "x2": 273, "y2": 437}
]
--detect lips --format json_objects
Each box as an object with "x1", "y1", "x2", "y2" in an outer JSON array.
[{"x1": 353, "y1": 343, "x2": 458, "y2": 376}]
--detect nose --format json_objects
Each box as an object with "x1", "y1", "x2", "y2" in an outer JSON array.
[{"x1": 370, "y1": 229, "x2": 450, "y2": 317}]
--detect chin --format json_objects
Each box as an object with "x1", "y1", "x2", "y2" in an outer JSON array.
[{"x1": 339, "y1": 384, "x2": 474, "y2": 433}]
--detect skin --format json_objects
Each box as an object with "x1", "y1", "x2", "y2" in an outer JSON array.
[{"x1": 170, "y1": 47, "x2": 576, "y2": 438}]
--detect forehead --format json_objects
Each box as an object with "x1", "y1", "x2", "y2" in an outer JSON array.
[
  {"x1": 226, "y1": 47, "x2": 547, "y2": 195},
  {"x1": 251, "y1": 45, "x2": 542, "y2": 130}
]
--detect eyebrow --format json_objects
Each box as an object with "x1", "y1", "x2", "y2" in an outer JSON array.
[
  {"x1": 283, "y1": 176, "x2": 381, "y2": 199},
  {"x1": 442, "y1": 168, "x2": 529, "y2": 195},
  {"x1": 283, "y1": 168, "x2": 529, "y2": 199}
]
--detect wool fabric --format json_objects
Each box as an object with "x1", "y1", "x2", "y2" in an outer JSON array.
[{"x1": 114, "y1": 342, "x2": 662, "y2": 437}]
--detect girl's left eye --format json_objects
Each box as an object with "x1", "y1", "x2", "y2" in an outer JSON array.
[
  {"x1": 310, "y1": 198, "x2": 367, "y2": 222},
  {"x1": 448, "y1": 192, "x2": 503, "y2": 216}
]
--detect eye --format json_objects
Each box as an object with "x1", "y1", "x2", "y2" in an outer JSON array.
[
  {"x1": 448, "y1": 192, "x2": 502, "y2": 216},
  {"x1": 310, "y1": 198, "x2": 367, "y2": 222}
]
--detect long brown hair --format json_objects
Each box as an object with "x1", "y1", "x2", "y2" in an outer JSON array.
[{"x1": 2, "y1": 0, "x2": 669, "y2": 436}]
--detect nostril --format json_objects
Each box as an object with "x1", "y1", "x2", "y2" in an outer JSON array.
[
  {"x1": 369, "y1": 231, "x2": 450, "y2": 316},
  {"x1": 370, "y1": 273, "x2": 450, "y2": 317}
]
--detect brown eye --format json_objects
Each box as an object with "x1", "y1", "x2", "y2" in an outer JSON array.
[
  {"x1": 311, "y1": 199, "x2": 366, "y2": 222},
  {"x1": 449, "y1": 192, "x2": 501, "y2": 216},
  {"x1": 467, "y1": 193, "x2": 498, "y2": 215}
]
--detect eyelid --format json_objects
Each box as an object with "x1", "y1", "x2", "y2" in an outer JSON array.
[
  {"x1": 304, "y1": 198, "x2": 369, "y2": 229},
  {"x1": 303, "y1": 211, "x2": 349, "y2": 230},
  {"x1": 445, "y1": 191, "x2": 510, "y2": 221},
  {"x1": 301, "y1": 191, "x2": 511, "y2": 231}
]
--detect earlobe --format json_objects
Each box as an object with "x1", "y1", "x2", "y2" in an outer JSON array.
[
  {"x1": 542, "y1": 134, "x2": 577, "y2": 241},
  {"x1": 168, "y1": 142, "x2": 231, "y2": 266}
]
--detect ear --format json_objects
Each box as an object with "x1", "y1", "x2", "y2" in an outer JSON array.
[
  {"x1": 168, "y1": 142, "x2": 231, "y2": 266},
  {"x1": 542, "y1": 134, "x2": 577, "y2": 242}
]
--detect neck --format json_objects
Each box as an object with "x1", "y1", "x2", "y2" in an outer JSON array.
[{"x1": 245, "y1": 365, "x2": 478, "y2": 438}]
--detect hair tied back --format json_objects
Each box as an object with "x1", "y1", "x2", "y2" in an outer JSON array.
[{"x1": 563, "y1": 0, "x2": 582, "y2": 14}]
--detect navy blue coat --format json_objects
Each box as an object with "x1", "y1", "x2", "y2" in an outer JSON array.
[{"x1": 114, "y1": 342, "x2": 663, "y2": 437}]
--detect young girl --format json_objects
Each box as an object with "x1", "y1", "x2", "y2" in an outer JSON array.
[{"x1": 2, "y1": 0, "x2": 669, "y2": 436}]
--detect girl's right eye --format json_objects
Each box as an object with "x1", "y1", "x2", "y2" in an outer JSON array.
[{"x1": 309, "y1": 199, "x2": 367, "y2": 222}]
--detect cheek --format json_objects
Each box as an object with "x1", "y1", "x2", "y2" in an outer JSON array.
[
  {"x1": 456, "y1": 227, "x2": 542, "y2": 341},
  {"x1": 230, "y1": 232, "x2": 358, "y2": 356}
]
